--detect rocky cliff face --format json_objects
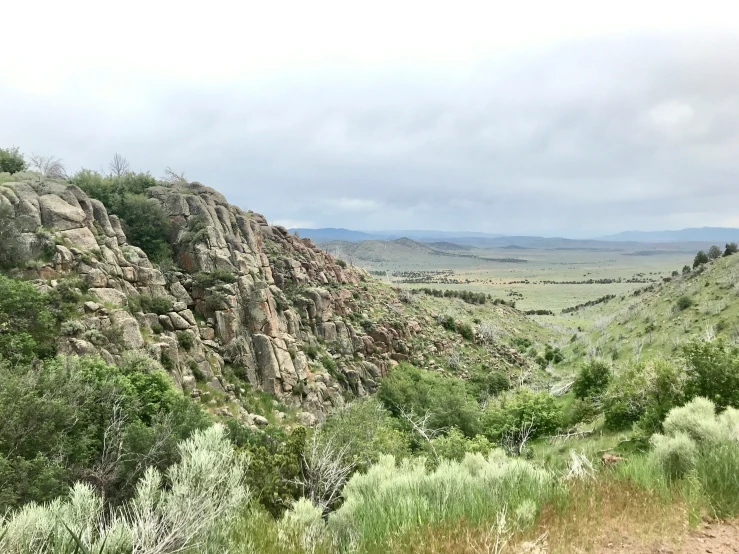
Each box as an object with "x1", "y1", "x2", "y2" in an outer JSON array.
[{"x1": 0, "y1": 175, "x2": 436, "y2": 421}]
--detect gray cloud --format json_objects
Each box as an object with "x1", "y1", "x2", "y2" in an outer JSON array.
[{"x1": 2, "y1": 34, "x2": 739, "y2": 236}]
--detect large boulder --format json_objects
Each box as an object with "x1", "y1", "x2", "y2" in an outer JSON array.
[{"x1": 38, "y1": 194, "x2": 86, "y2": 230}]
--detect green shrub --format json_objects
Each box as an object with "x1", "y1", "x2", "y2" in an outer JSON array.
[
  {"x1": 681, "y1": 339, "x2": 739, "y2": 410},
  {"x1": 693, "y1": 250, "x2": 709, "y2": 268},
  {"x1": 379, "y1": 363, "x2": 481, "y2": 438},
  {"x1": 177, "y1": 330, "x2": 195, "y2": 350},
  {"x1": 439, "y1": 315, "x2": 457, "y2": 332},
  {"x1": 0, "y1": 146, "x2": 27, "y2": 174},
  {"x1": 724, "y1": 242, "x2": 738, "y2": 257},
  {"x1": 318, "y1": 398, "x2": 410, "y2": 472},
  {"x1": 458, "y1": 322, "x2": 474, "y2": 340},
  {"x1": 482, "y1": 388, "x2": 563, "y2": 441},
  {"x1": 128, "y1": 294, "x2": 174, "y2": 315},
  {"x1": 572, "y1": 358, "x2": 611, "y2": 399},
  {"x1": 0, "y1": 425, "x2": 246, "y2": 554},
  {"x1": 675, "y1": 295, "x2": 693, "y2": 312},
  {"x1": 425, "y1": 427, "x2": 493, "y2": 466},
  {"x1": 708, "y1": 245, "x2": 722, "y2": 260},
  {"x1": 335, "y1": 259, "x2": 347, "y2": 268},
  {"x1": 466, "y1": 366, "x2": 511, "y2": 403},
  {"x1": 73, "y1": 170, "x2": 173, "y2": 262},
  {"x1": 650, "y1": 432, "x2": 698, "y2": 480},
  {"x1": 0, "y1": 274, "x2": 57, "y2": 361},
  {"x1": 151, "y1": 322, "x2": 164, "y2": 334},
  {"x1": 567, "y1": 398, "x2": 599, "y2": 425},
  {"x1": 303, "y1": 344, "x2": 319, "y2": 360},
  {"x1": 194, "y1": 269, "x2": 237, "y2": 288},
  {"x1": 602, "y1": 358, "x2": 686, "y2": 432}
]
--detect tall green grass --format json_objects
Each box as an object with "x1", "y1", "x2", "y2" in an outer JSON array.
[
  {"x1": 694, "y1": 440, "x2": 739, "y2": 518},
  {"x1": 326, "y1": 451, "x2": 556, "y2": 550}
]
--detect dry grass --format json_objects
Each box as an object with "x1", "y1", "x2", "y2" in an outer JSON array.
[
  {"x1": 516, "y1": 477, "x2": 688, "y2": 553},
  {"x1": 367, "y1": 476, "x2": 689, "y2": 554}
]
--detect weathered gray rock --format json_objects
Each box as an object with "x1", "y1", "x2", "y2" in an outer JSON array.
[
  {"x1": 38, "y1": 194, "x2": 86, "y2": 230},
  {"x1": 90, "y1": 288, "x2": 128, "y2": 306},
  {"x1": 296, "y1": 411, "x2": 317, "y2": 427},
  {"x1": 109, "y1": 309, "x2": 144, "y2": 349},
  {"x1": 168, "y1": 311, "x2": 191, "y2": 331}
]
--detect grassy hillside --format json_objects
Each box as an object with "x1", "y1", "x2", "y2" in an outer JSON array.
[{"x1": 565, "y1": 253, "x2": 739, "y2": 364}]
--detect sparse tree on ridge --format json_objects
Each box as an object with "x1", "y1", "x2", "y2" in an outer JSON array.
[
  {"x1": 108, "y1": 152, "x2": 130, "y2": 177},
  {"x1": 29, "y1": 153, "x2": 67, "y2": 178},
  {"x1": 708, "y1": 245, "x2": 722, "y2": 260},
  {"x1": 682, "y1": 265, "x2": 691, "y2": 275},
  {"x1": 0, "y1": 146, "x2": 27, "y2": 174},
  {"x1": 724, "y1": 242, "x2": 738, "y2": 257},
  {"x1": 693, "y1": 250, "x2": 709, "y2": 268}
]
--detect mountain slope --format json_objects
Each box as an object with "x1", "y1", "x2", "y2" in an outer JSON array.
[
  {"x1": 565, "y1": 253, "x2": 739, "y2": 364},
  {"x1": 0, "y1": 173, "x2": 544, "y2": 423}
]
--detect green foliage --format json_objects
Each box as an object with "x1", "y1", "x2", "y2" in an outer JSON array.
[
  {"x1": 694, "y1": 440, "x2": 739, "y2": 518},
  {"x1": 458, "y1": 322, "x2": 474, "y2": 340},
  {"x1": 466, "y1": 366, "x2": 511, "y2": 403},
  {"x1": 0, "y1": 274, "x2": 57, "y2": 361},
  {"x1": 681, "y1": 339, "x2": 739, "y2": 410},
  {"x1": 318, "y1": 398, "x2": 410, "y2": 472},
  {"x1": 573, "y1": 358, "x2": 611, "y2": 400},
  {"x1": 649, "y1": 398, "x2": 739, "y2": 517},
  {"x1": 0, "y1": 146, "x2": 27, "y2": 174},
  {"x1": 177, "y1": 330, "x2": 195, "y2": 350},
  {"x1": 675, "y1": 295, "x2": 693, "y2": 311},
  {"x1": 650, "y1": 432, "x2": 698, "y2": 480},
  {"x1": 682, "y1": 264, "x2": 691, "y2": 275},
  {"x1": 708, "y1": 245, "x2": 722, "y2": 260},
  {"x1": 303, "y1": 344, "x2": 319, "y2": 360},
  {"x1": 0, "y1": 425, "x2": 247, "y2": 554},
  {"x1": 126, "y1": 293, "x2": 173, "y2": 315},
  {"x1": 482, "y1": 388, "x2": 563, "y2": 441},
  {"x1": 602, "y1": 358, "x2": 686, "y2": 432},
  {"x1": 326, "y1": 452, "x2": 554, "y2": 550},
  {"x1": 72, "y1": 170, "x2": 173, "y2": 262},
  {"x1": 193, "y1": 268, "x2": 238, "y2": 288},
  {"x1": 724, "y1": 242, "x2": 738, "y2": 257},
  {"x1": 378, "y1": 363, "x2": 481, "y2": 438},
  {"x1": 0, "y1": 354, "x2": 210, "y2": 513},
  {"x1": 335, "y1": 259, "x2": 347, "y2": 268},
  {"x1": 233, "y1": 424, "x2": 306, "y2": 517},
  {"x1": 693, "y1": 250, "x2": 709, "y2": 268},
  {"x1": 425, "y1": 427, "x2": 493, "y2": 466}
]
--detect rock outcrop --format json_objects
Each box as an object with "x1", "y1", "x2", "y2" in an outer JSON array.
[{"x1": 0, "y1": 175, "x2": 434, "y2": 420}]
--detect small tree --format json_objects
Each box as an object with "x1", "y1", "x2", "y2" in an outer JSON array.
[
  {"x1": 693, "y1": 250, "x2": 709, "y2": 268},
  {"x1": 682, "y1": 265, "x2": 691, "y2": 275},
  {"x1": 708, "y1": 245, "x2": 722, "y2": 260},
  {"x1": 724, "y1": 242, "x2": 738, "y2": 257},
  {"x1": 573, "y1": 358, "x2": 611, "y2": 400},
  {"x1": 0, "y1": 146, "x2": 27, "y2": 174},
  {"x1": 29, "y1": 153, "x2": 67, "y2": 178},
  {"x1": 108, "y1": 153, "x2": 130, "y2": 177}
]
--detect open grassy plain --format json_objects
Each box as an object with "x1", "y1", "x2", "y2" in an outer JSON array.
[{"x1": 323, "y1": 238, "x2": 705, "y2": 314}]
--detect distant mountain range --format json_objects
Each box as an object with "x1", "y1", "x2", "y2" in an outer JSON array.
[
  {"x1": 598, "y1": 227, "x2": 739, "y2": 243},
  {"x1": 290, "y1": 228, "x2": 503, "y2": 243},
  {"x1": 293, "y1": 227, "x2": 739, "y2": 247}
]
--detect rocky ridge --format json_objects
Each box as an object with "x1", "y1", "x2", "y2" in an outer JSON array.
[{"x1": 0, "y1": 174, "x2": 537, "y2": 422}]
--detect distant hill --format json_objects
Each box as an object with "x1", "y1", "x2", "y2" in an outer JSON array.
[{"x1": 598, "y1": 227, "x2": 739, "y2": 243}]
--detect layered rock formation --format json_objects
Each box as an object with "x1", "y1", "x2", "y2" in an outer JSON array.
[{"x1": 0, "y1": 175, "x2": 427, "y2": 419}]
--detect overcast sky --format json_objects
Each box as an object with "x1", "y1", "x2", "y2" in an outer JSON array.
[{"x1": 2, "y1": 1, "x2": 739, "y2": 237}]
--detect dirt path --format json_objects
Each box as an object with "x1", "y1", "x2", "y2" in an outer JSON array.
[{"x1": 585, "y1": 521, "x2": 739, "y2": 554}]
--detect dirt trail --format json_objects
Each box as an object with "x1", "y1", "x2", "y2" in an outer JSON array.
[{"x1": 588, "y1": 521, "x2": 739, "y2": 554}]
